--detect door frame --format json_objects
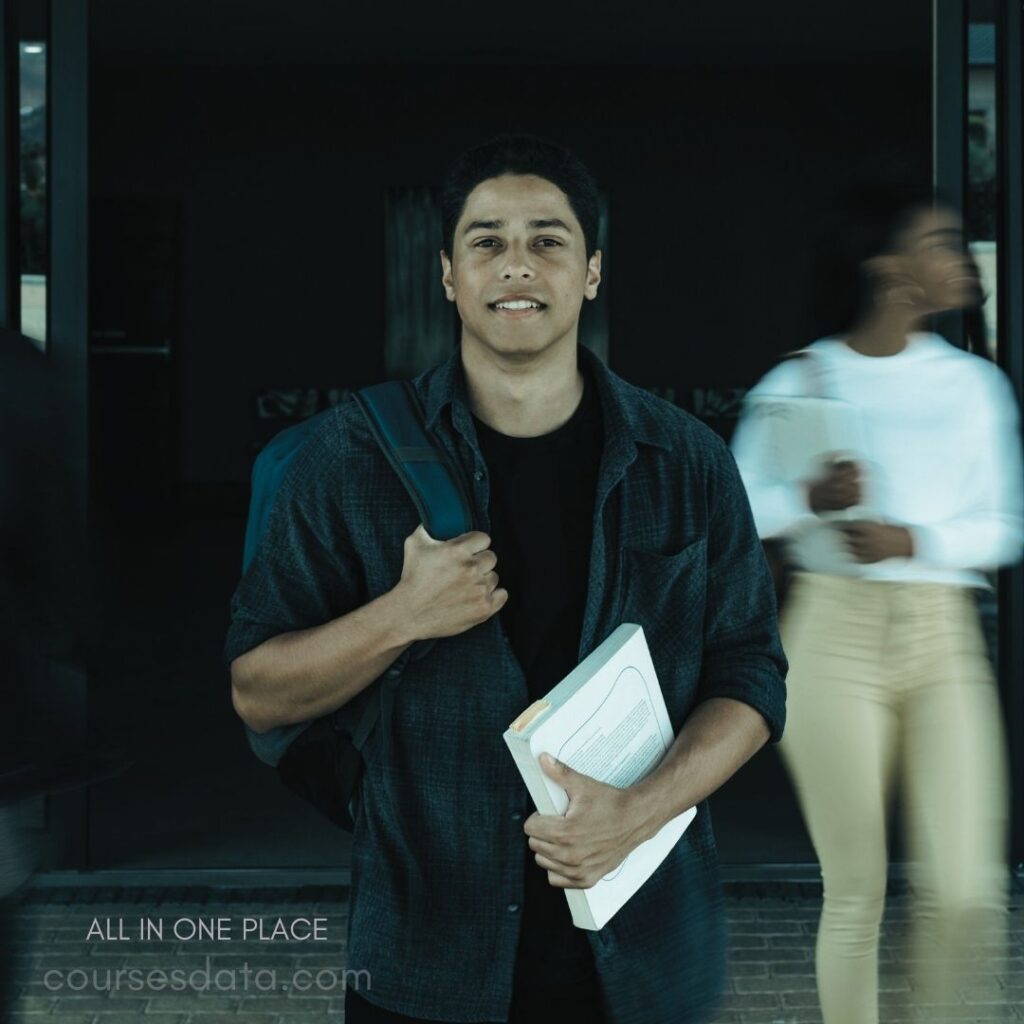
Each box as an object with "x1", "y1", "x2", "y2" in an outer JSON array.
[{"x1": 935, "y1": 0, "x2": 1024, "y2": 869}]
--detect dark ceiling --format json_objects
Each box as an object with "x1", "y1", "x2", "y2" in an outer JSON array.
[{"x1": 90, "y1": 0, "x2": 933, "y2": 67}]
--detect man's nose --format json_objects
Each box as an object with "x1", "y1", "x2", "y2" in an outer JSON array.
[{"x1": 499, "y1": 242, "x2": 534, "y2": 279}]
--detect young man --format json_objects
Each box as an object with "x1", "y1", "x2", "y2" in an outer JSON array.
[{"x1": 226, "y1": 136, "x2": 787, "y2": 1024}]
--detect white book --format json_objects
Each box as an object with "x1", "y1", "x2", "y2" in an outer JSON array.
[
  {"x1": 502, "y1": 622, "x2": 696, "y2": 931},
  {"x1": 742, "y1": 394, "x2": 868, "y2": 487},
  {"x1": 744, "y1": 394, "x2": 875, "y2": 571}
]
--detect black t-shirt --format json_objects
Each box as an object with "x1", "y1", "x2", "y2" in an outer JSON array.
[{"x1": 473, "y1": 370, "x2": 604, "y2": 991}]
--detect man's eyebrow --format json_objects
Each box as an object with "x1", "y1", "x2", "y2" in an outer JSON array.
[
  {"x1": 527, "y1": 218, "x2": 572, "y2": 232},
  {"x1": 920, "y1": 227, "x2": 965, "y2": 240},
  {"x1": 461, "y1": 217, "x2": 573, "y2": 235},
  {"x1": 463, "y1": 219, "x2": 504, "y2": 234}
]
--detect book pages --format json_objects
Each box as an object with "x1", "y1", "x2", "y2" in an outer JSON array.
[{"x1": 504, "y1": 624, "x2": 696, "y2": 930}]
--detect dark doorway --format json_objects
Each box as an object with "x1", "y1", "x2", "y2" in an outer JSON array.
[{"x1": 84, "y1": 1, "x2": 938, "y2": 872}]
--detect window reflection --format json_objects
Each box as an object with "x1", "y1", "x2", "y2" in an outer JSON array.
[
  {"x1": 965, "y1": 6, "x2": 1000, "y2": 675},
  {"x1": 967, "y1": 19, "x2": 996, "y2": 360},
  {"x1": 19, "y1": 40, "x2": 46, "y2": 350}
]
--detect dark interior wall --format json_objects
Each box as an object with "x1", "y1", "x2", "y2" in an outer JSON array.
[{"x1": 90, "y1": 62, "x2": 931, "y2": 486}]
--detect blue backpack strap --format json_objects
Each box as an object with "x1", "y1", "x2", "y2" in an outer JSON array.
[
  {"x1": 238, "y1": 381, "x2": 473, "y2": 772},
  {"x1": 351, "y1": 379, "x2": 475, "y2": 763},
  {"x1": 352, "y1": 380, "x2": 474, "y2": 541}
]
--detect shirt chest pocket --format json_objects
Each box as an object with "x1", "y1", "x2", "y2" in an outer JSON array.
[{"x1": 619, "y1": 536, "x2": 708, "y2": 668}]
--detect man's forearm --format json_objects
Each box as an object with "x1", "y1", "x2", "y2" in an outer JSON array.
[
  {"x1": 631, "y1": 697, "x2": 771, "y2": 834},
  {"x1": 230, "y1": 588, "x2": 415, "y2": 734}
]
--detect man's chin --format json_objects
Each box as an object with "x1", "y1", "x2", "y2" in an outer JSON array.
[{"x1": 462, "y1": 327, "x2": 575, "y2": 363}]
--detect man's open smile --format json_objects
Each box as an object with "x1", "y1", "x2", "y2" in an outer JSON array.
[{"x1": 488, "y1": 293, "x2": 548, "y2": 318}]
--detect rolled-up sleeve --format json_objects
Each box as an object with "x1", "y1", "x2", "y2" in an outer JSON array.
[{"x1": 696, "y1": 436, "x2": 788, "y2": 742}]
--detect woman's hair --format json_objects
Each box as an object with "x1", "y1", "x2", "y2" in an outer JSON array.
[
  {"x1": 808, "y1": 183, "x2": 947, "y2": 340},
  {"x1": 440, "y1": 135, "x2": 601, "y2": 259}
]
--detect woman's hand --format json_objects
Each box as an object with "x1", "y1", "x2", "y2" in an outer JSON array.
[
  {"x1": 836, "y1": 521, "x2": 914, "y2": 563},
  {"x1": 807, "y1": 459, "x2": 863, "y2": 513}
]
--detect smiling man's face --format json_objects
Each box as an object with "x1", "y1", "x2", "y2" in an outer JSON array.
[{"x1": 441, "y1": 173, "x2": 602, "y2": 363}]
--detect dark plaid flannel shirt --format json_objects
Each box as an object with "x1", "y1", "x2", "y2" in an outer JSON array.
[{"x1": 225, "y1": 344, "x2": 787, "y2": 1024}]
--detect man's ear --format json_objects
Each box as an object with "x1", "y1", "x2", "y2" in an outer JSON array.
[
  {"x1": 440, "y1": 250, "x2": 456, "y2": 302},
  {"x1": 584, "y1": 249, "x2": 603, "y2": 301}
]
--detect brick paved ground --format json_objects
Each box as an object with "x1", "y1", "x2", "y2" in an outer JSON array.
[{"x1": 3, "y1": 886, "x2": 1022, "y2": 1023}]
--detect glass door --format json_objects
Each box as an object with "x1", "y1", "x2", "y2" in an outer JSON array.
[
  {"x1": 0, "y1": 0, "x2": 91, "y2": 870},
  {"x1": 936, "y1": 0, "x2": 1024, "y2": 869}
]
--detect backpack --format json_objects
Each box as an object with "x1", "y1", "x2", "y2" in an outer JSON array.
[{"x1": 239, "y1": 379, "x2": 473, "y2": 829}]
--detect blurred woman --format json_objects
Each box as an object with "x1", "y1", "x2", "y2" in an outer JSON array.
[{"x1": 730, "y1": 185, "x2": 1024, "y2": 1024}]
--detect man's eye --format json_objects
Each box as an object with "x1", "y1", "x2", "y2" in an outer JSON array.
[
  {"x1": 473, "y1": 238, "x2": 499, "y2": 248},
  {"x1": 536, "y1": 238, "x2": 562, "y2": 247}
]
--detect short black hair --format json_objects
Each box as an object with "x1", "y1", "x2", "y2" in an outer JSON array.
[
  {"x1": 441, "y1": 135, "x2": 600, "y2": 259},
  {"x1": 809, "y1": 183, "x2": 947, "y2": 339}
]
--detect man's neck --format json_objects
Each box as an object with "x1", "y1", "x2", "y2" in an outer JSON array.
[{"x1": 461, "y1": 336, "x2": 584, "y2": 438}]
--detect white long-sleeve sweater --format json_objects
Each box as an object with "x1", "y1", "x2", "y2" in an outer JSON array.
[{"x1": 730, "y1": 333, "x2": 1024, "y2": 588}]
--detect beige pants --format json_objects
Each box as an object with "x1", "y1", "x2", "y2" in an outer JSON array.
[{"x1": 778, "y1": 573, "x2": 1009, "y2": 1024}]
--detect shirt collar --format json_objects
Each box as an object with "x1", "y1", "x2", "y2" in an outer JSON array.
[{"x1": 418, "y1": 343, "x2": 674, "y2": 454}]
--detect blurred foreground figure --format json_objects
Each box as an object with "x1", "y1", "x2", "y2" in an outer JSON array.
[
  {"x1": 731, "y1": 186, "x2": 1024, "y2": 1024},
  {"x1": 0, "y1": 329, "x2": 128, "y2": 1013}
]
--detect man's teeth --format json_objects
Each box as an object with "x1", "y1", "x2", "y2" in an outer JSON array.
[{"x1": 495, "y1": 300, "x2": 541, "y2": 310}]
